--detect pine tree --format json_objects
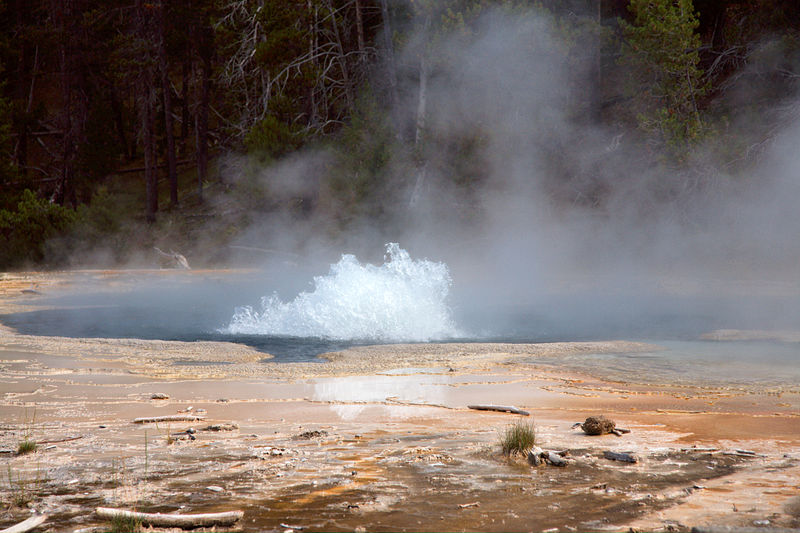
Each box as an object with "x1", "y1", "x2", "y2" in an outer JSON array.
[{"x1": 620, "y1": 0, "x2": 707, "y2": 150}]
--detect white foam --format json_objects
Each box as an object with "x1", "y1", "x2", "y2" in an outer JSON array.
[{"x1": 223, "y1": 243, "x2": 460, "y2": 341}]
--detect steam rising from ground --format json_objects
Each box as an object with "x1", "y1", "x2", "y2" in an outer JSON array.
[
  {"x1": 224, "y1": 243, "x2": 459, "y2": 341},
  {"x1": 223, "y1": 5, "x2": 800, "y2": 340}
]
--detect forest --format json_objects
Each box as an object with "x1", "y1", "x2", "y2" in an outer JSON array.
[{"x1": 0, "y1": 0, "x2": 799, "y2": 269}]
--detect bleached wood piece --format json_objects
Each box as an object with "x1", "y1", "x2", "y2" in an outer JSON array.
[
  {"x1": 95, "y1": 508, "x2": 243, "y2": 528},
  {"x1": 468, "y1": 405, "x2": 530, "y2": 416},
  {"x1": 132, "y1": 414, "x2": 205, "y2": 424},
  {"x1": 0, "y1": 514, "x2": 47, "y2": 533},
  {"x1": 544, "y1": 451, "x2": 567, "y2": 467}
]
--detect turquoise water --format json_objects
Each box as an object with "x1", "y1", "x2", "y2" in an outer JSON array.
[{"x1": 525, "y1": 339, "x2": 800, "y2": 389}]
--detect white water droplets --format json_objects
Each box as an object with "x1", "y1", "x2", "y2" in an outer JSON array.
[{"x1": 224, "y1": 244, "x2": 460, "y2": 341}]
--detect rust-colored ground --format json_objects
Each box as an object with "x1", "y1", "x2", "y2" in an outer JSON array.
[{"x1": 0, "y1": 271, "x2": 798, "y2": 532}]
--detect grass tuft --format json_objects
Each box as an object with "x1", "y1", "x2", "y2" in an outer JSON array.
[
  {"x1": 499, "y1": 420, "x2": 536, "y2": 456},
  {"x1": 17, "y1": 439, "x2": 37, "y2": 456},
  {"x1": 110, "y1": 513, "x2": 142, "y2": 533}
]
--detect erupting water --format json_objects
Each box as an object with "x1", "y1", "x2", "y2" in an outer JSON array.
[{"x1": 223, "y1": 243, "x2": 460, "y2": 342}]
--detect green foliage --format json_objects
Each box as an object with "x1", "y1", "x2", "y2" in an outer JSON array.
[
  {"x1": 324, "y1": 88, "x2": 400, "y2": 225},
  {"x1": 110, "y1": 513, "x2": 142, "y2": 533},
  {"x1": 0, "y1": 189, "x2": 77, "y2": 268},
  {"x1": 245, "y1": 115, "x2": 305, "y2": 162},
  {"x1": 253, "y1": 2, "x2": 308, "y2": 71},
  {"x1": 0, "y1": 56, "x2": 18, "y2": 187},
  {"x1": 499, "y1": 420, "x2": 537, "y2": 456},
  {"x1": 620, "y1": 0, "x2": 708, "y2": 150}
]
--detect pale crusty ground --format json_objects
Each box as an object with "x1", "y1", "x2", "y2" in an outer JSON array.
[{"x1": 1, "y1": 270, "x2": 799, "y2": 532}]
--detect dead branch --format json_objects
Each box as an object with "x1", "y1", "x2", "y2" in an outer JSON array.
[
  {"x1": 132, "y1": 414, "x2": 205, "y2": 424},
  {"x1": 95, "y1": 508, "x2": 243, "y2": 528},
  {"x1": 0, "y1": 515, "x2": 48, "y2": 533},
  {"x1": 34, "y1": 435, "x2": 83, "y2": 445},
  {"x1": 468, "y1": 405, "x2": 530, "y2": 416}
]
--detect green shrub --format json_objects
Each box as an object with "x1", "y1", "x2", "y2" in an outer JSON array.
[{"x1": 0, "y1": 189, "x2": 77, "y2": 268}]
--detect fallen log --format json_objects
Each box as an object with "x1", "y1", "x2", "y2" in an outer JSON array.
[
  {"x1": 468, "y1": 405, "x2": 530, "y2": 416},
  {"x1": 603, "y1": 450, "x2": 639, "y2": 463},
  {"x1": 95, "y1": 508, "x2": 243, "y2": 529},
  {"x1": 133, "y1": 415, "x2": 205, "y2": 424},
  {"x1": 0, "y1": 514, "x2": 47, "y2": 533}
]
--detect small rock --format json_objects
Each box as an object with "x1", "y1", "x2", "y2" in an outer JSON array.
[
  {"x1": 753, "y1": 520, "x2": 770, "y2": 527},
  {"x1": 603, "y1": 450, "x2": 639, "y2": 463},
  {"x1": 150, "y1": 393, "x2": 169, "y2": 400},
  {"x1": 580, "y1": 415, "x2": 616, "y2": 435},
  {"x1": 206, "y1": 485, "x2": 224, "y2": 493},
  {"x1": 297, "y1": 430, "x2": 328, "y2": 439},
  {"x1": 216, "y1": 398, "x2": 229, "y2": 403}
]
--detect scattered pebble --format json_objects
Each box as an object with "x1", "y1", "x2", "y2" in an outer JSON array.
[
  {"x1": 150, "y1": 393, "x2": 169, "y2": 400},
  {"x1": 206, "y1": 485, "x2": 224, "y2": 493}
]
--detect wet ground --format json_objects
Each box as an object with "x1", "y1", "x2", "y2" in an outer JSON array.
[{"x1": 1, "y1": 271, "x2": 799, "y2": 532}]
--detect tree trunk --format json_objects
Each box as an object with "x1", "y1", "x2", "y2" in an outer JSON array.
[
  {"x1": 180, "y1": 58, "x2": 190, "y2": 155},
  {"x1": 195, "y1": 53, "x2": 210, "y2": 202},
  {"x1": 109, "y1": 87, "x2": 131, "y2": 161},
  {"x1": 143, "y1": 90, "x2": 158, "y2": 222},
  {"x1": 53, "y1": 0, "x2": 88, "y2": 207},
  {"x1": 136, "y1": 0, "x2": 159, "y2": 222},
  {"x1": 355, "y1": 0, "x2": 365, "y2": 55},
  {"x1": 379, "y1": 0, "x2": 400, "y2": 134},
  {"x1": 158, "y1": 0, "x2": 178, "y2": 207}
]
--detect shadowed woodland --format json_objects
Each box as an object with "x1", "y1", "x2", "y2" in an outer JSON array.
[{"x1": 1, "y1": 0, "x2": 799, "y2": 268}]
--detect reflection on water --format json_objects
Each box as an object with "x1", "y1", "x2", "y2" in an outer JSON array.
[{"x1": 312, "y1": 374, "x2": 451, "y2": 420}]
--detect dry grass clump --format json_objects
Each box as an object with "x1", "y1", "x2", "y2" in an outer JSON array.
[{"x1": 499, "y1": 420, "x2": 536, "y2": 456}]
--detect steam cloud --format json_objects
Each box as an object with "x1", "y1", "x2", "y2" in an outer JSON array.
[{"x1": 223, "y1": 5, "x2": 800, "y2": 340}]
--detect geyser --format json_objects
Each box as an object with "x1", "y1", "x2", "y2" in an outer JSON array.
[{"x1": 223, "y1": 243, "x2": 460, "y2": 342}]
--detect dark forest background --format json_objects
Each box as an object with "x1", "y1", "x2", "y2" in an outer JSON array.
[{"x1": 1, "y1": 0, "x2": 799, "y2": 269}]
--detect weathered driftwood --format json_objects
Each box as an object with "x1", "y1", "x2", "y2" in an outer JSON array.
[
  {"x1": 527, "y1": 446, "x2": 543, "y2": 466},
  {"x1": 458, "y1": 502, "x2": 480, "y2": 509},
  {"x1": 34, "y1": 435, "x2": 83, "y2": 445},
  {"x1": 0, "y1": 514, "x2": 47, "y2": 533},
  {"x1": 153, "y1": 247, "x2": 190, "y2": 270},
  {"x1": 468, "y1": 404, "x2": 530, "y2": 416},
  {"x1": 95, "y1": 508, "x2": 243, "y2": 528},
  {"x1": 603, "y1": 450, "x2": 639, "y2": 463},
  {"x1": 544, "y1": 451, "x2": 567, "y2": 467},
  {"x1": 133, "y1": 414, "x2": 205, "y2": 424}
]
